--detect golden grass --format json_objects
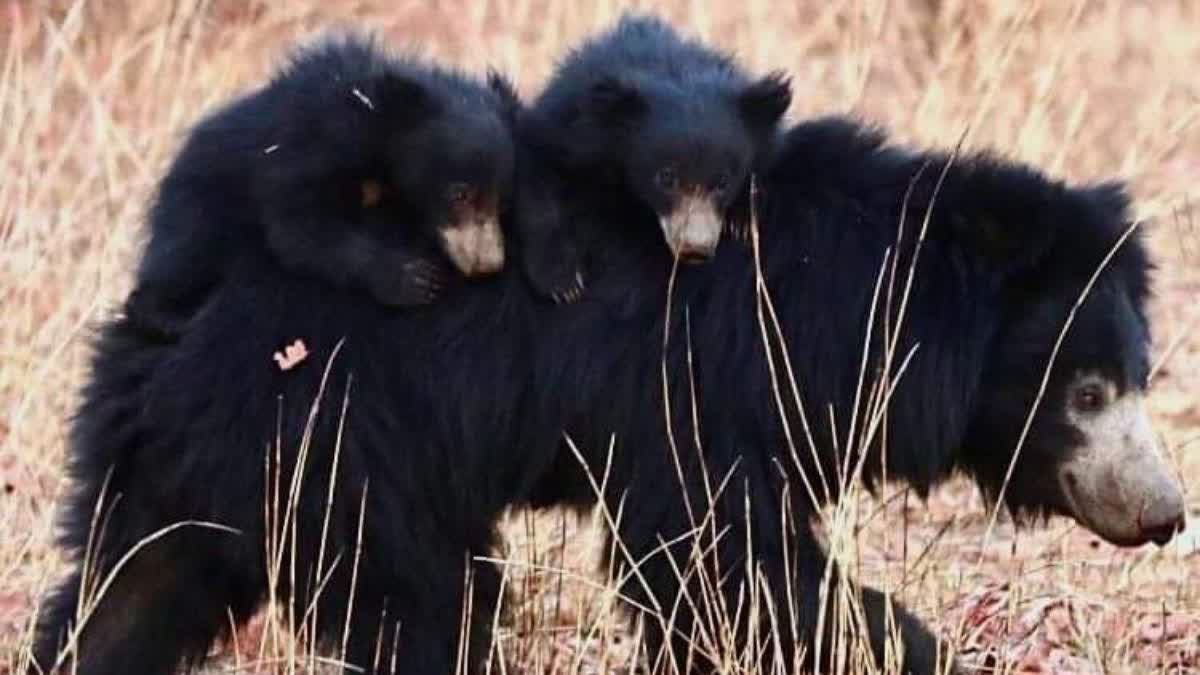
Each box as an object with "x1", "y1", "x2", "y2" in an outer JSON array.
[{"x1": 1, "y1": 1, "x2": 1198, "y2": 673}]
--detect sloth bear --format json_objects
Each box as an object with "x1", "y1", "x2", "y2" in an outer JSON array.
[
  {"x1": 126, "y1": 36, "x2": 518, "y2": 341},
  {"x1": 31, "y1": 115, "x2": 1184, "y2": 675},
  {"x1": 513, "y1": 14, "x2": 791, "y2": 302}
]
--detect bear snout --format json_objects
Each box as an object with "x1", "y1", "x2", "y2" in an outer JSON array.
[
  {"x1": 1137, "y1": 487, "x2": 1187, "y2": 546},
  {"x1": 439, "y1": 217, "x2": 506, "y2": 276},
  {"x1": 659, "y1": 193, "x2": 722, "y2": 261},
  {"x1": 1059, "y1": 391, "x2": 1186, "y2": 547}
]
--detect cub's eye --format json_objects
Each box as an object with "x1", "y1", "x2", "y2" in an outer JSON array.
[
  {"x1": 447, "y1": 182, "x2": 472, "y2": 205},
  {"x1": 361, "y1": 179, "x2": 386, "y2": 208},
  {"x1": 655, "y1": 167, "x2": 679, "y2": 190},
  {"x1": 1072, "y1": 383, "x2": 1107, "y2": 413}
]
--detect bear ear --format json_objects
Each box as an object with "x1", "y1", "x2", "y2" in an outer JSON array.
[
  {"x1": 948, "y1": 211, "x2": 1057, "y2": 281},
  {"x1": 1082, "y1": 180, "x2": 1133, "y2": 222},
  {"x1": 585, "y1": 75, "x2": 647, "y2": 127},
  {"x1": 738, "y1": 71, "x2": 792, "y2": 129},
  {"x1": 945, "y1": 178, "x2": 1136, "y2": 282},
  {"x1": 486, "y1": 68, "x2": 522, "y2": 122}
]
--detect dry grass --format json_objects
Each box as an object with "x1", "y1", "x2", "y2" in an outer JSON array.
[{"x1": 1, "y1": 0, "x2": 1198, "y2": 673}]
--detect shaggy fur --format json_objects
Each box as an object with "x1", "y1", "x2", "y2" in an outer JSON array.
[
  {"x1": 31, "y1": 115, "x2": 1153, "y2": 675},
  {"x1": 127, "y1": 36, "x2": 518, "y2": 341},
  {"x1": 514, "y1": 14, "x2": 791, "y2": 303}
]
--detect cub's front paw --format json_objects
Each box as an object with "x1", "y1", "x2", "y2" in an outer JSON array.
[
  {"x1": 370, "y1": 258, "x2": 446, "y2": 308},
  {"x1": 527, "y1": 265, "x2": 586, "y2": 305}
]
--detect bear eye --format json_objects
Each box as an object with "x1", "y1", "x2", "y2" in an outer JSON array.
[
  {"x1": 447, "y1": 182, "x2": 472, "y2": 205},
  {"x1": 361, "y1": 179, "x2": 386, "y2": 208},
  {"x1": 655, "y1": 167, "x2": 679, "y2": 190},
  {"x1": 1072, "y1": 383, "x2": 1107, "y2": 413}
]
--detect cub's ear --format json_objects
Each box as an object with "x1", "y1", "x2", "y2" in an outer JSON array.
[
  {"x1": 585, "y1": 75, "x2": 647, "y2": 127},
  {"x1": 486, "y1": 68, "x2": 522, "y2": 122},
  {"x1": 1082, "y1": 180, "x2": 1133, "y2": 222},
  {"x1": 373, "y1": 73, "x2": 440, "y2": 126},
  {"x1": 738, "y1": 71, "x2": 792, "y2": 129}
]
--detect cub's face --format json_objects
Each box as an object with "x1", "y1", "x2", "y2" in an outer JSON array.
[
  {"x1": 580, "y1": 73, "x2": 790, "y2": 262},
  {"x1": 964, "y1": 280, "x2": 1185, "y2": 547},
  {"x1": 318, "y1": 68, "x2": 517, "y2": 279},
  {"x1": 387, "y1": 112, "x2": 514, "y2": 277},
  {"x1": 626, "y1": 119, "x2": 752, "y2": 264},
  {"x1": 257, "y1": 48, "x2": 519, "y2": 289}
]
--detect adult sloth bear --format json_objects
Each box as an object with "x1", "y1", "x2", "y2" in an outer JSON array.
[{"x1": 31, "y1": 116, "x2": 1184, "y2": 675}]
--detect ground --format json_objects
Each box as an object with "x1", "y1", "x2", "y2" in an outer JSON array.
[{"x1": 0, "y1": 2, "x2": 1197, "y2": 674}]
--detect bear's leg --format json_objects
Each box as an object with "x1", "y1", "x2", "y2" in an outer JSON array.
[
  {"x1": 30, "y1": 529, "x2": 261, "y2": 675},
  {"x1": 304, "y1": 572, "x2": 401, "y2": 675},
  {"x1": 618, "y1": 517, "x2": 947, "y2": 675},
  {"x1": 759, "y1": 532, "x2": 947, "y2": 675},
  {"x1": 311, "y1": 547, "x2": 503, "y2": 674},
  {"x1": 855, "y1": 583, "x2": 945, "y2": 675},
  {"x1": 512, "y1": 161, "x2": 589, "y2": 305}
]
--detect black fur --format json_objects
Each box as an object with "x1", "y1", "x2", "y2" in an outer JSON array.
[
  {"x1": 514, "y1": 14, "x2": 791, "y2": 303},
  {"x1": 31, "y1": 116, "x2": 1152, "y2": 675},
  {"x1": 520, "y1": 118, "x2": 1153, "y2": 674},
  {"x1": 127, "y1": 35, "x2": 518, "y2": 341}
]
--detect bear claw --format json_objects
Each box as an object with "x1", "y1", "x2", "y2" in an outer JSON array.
[{"x1": 550, "y1": 270, "x2": 586, "y2": 304}]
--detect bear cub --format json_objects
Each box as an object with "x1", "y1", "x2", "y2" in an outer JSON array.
[
  {"x1": 128, "y1": 35, "x2": 519, "y2": 340},
  {"x1": 515, "y1": 14, "x2": 792, "y2": 303}
]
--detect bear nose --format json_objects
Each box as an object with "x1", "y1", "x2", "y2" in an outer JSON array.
[
  {"x1": 1138, "y1": 494, "x2": 1186, "y2": 546},
  {"x1": 678, "y1": 248, "x2": 715, "y2": 264}
]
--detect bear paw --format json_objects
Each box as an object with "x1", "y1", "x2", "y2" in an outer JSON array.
[{"x1": 370, "y1": 259, "x2": 446, "y2": 308}]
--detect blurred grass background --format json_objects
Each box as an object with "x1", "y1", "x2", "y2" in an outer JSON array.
[{"x1": 1, "y1": 1, "x2": 1197, "y2": 672}]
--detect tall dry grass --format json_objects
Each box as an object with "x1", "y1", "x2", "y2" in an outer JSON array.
[{"x1": 1, "y1": 1, "x2": 1198, "y2": 673}]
